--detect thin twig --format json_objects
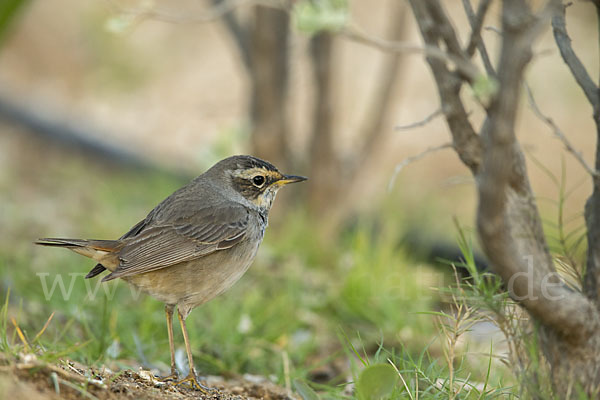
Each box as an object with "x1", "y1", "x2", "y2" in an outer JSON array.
[
  {"x1": 596, "y1": 2, "x2": 600, "y2": 85},
  {"x1": 551, "y1": 2, "x2": 600, "y2": 107},
  {"x1": 211, "y1": 0, "x2": 252, "y2": 71},
  {"x1": 13, "y1": 362, "x2": 106, "y2": 389},
  {"x1": 461, "y1": 0, "x2": 495, "y2": 77},
  {"x1": 426, "y1": 2, "x2": 465, "y2": 60},
  {"x1": 388, "y1": 143, "x2": 453, "y2": 191},
  {"x1": 340, "y1": 24, "x2": 480, "y2": 82},
  {"x1": 47, "y1": 364, "x2": 106, "y2": 389},
  {"x1": 395, "y1": 108, "x2": 442, "y2": 131},
  {"x1": 525, "y1": 84, "x2": 599, "y2": 178},
  {"x1": 104, "y1": 0, "x2": 271, "y2": 25},
  {"x1": 355, "y1": 1, "x2": 408, "y2": 165},
  {"x1": 407, "y1": 0, "x2": 482, "y2": 174},
  {"x1": 484, "y1": 26, "x2": 502, "y2": 35}
]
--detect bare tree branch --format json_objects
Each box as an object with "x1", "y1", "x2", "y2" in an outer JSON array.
[
  {"x1": 484, "y1": 25, "x2": 502, "y2": 35},
  {"x1": 307, "y1": 32, "x2": 337, "y2": 211},
  {"x1": 407, "y1": 0, "x2": 482, "y2": 173},
  {"x1": 581, "y1": 0, "x2": 600, "y2": 311},
  {"x1": 409, "y1": 0, "x2": 600, "y2": 392},
  {"x1": 476, "y1": 0, "x2": 597, "y2": 343},
  {"x1": 105, "y1": 0, "x2": 280, "y2": 72},
  {"x1": 549, "y1": 0, "x2": 600, "y2": 307},
  {"x1": 551, "y1": 3, "x2": 600, "y2": 107},
  {"x1": 106, "y1": 0, "x2": 264, "y2": 24},
  {"x1": 410, "y1": 0, "x2": 597, "y2": 345},
  {"x1": 425, "y1": 1, "x2": 473, "y2": 83},
  {"x1": 552, "y1": 0, "x2": 600, "y2": 309},
  {"x1": 461, "y1": 0, "x2": 495, "y2": 77},
  {"x1": 596, "y1": 3, "x2": 600, "y2": 83},
  {"x1": 211, "y1": 0, "x2": 252, "y2": 71},
  {"x1": 395, "y1": 108, "x2": 443, "y2": 131},
  {"x1": 525, "y1": 84, "x2": 599, "y2": 178},
  {"x1": 340, "y1": 24, "x2": 480, "y2": 83},
  {"x1": 388, "y1": 143, "x2": 453, "y2": 191},
  {"x1": 355, "y1": 1, "x2": 409, "y2": 165},
  {"x1": 248, "y1": 5, "x2": 291, "y2": 169}
]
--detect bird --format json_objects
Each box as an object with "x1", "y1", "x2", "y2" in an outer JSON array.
[{"x1": 35, "y1": 155, "x2": 307, "y2": 392}]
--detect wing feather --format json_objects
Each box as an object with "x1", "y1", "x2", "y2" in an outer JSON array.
[{"x1": 103, "y1": 206, "x2": 249, "y2": 281}]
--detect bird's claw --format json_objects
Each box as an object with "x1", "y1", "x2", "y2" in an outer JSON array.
[
  {"x1": 175, "y1": 372, "x2": 211, "y2": 393},
  {"x1": 156, "y1": 370, "x2": 179, "y2": 382}
]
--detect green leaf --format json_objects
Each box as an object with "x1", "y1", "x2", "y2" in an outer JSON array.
[
  {"x1": 293, "y1": 0, "x2": 348, "y2": 34},
  {"x1": 293, "y1": 378, "x2": 321, "y2": 400},
  {"x1": 105, "y1": 14, "x2": 136, "y2": 34},
  {"x1": 472, "y1": 74, "x2": 498, "y2": 106},
  {"x1": 356, "y1": 363, "x2": 399, "y2": 400}
]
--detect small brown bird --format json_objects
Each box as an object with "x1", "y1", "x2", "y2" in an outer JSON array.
[{"x1": 35, "y1": 155, "x2": 306, "y2": 392}]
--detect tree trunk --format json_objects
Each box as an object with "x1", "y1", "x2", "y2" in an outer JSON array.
[
  {"x1": 408, "y1": 0, "x2": 600, "y2": 396},
  {"x1": 307, "y1": 32, "x2": 338, "y2": 213},
  {"x1": 248, "y1": 5, "x2": 290, "y2": 169}
]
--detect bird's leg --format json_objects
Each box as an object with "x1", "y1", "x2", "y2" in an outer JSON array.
[
  {"x1": 157, "y1": 304, "x2": 178, "y2": 382},
  {"x1": 175, "y1": 309, "x2": 210, "y2": 393}
]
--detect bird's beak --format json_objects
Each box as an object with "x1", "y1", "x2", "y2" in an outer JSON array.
[{"x1": 276, "y1": 174, "x2": 308, "y2": 186}]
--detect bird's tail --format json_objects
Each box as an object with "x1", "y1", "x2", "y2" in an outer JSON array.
[
  {"x1": 35, "y1": 238, "x2": 120, "y2": 252},
  {"x1": 35, "y1": 238, "x2": 122, "y2": 278}
]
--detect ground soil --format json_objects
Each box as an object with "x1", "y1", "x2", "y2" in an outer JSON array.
[{"x1": 0, "y1": 356, "x2": 294, "y2": 400}]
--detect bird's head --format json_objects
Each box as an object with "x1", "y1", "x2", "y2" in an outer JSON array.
[{"x1": 208, "y1": 155, "x2": 307, "y2": 211}]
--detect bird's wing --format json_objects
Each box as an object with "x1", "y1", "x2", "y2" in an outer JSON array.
[
  {"x1": 102, "y1": 205, "x2": 249, "y2": 281},
  {"x1": 86, "y1": 213, "x2": 152, "y2": 279},
  {"x1": 120, "y1": 217, "x2": 149, "y2": 239}
]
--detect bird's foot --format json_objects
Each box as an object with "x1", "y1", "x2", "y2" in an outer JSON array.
[
  {"x1": 175, "y1": 372, "x2": 211, "y2": 393},
  {"x1": 156, "y1": 369, "x2": 179, "y2": 382}
]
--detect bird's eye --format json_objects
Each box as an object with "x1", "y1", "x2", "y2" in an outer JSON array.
[{"x1": 252, "y1": 175, "x2": 265, "y2": 187}]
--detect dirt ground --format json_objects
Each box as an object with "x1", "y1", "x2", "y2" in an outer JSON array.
[{"x1": 1, "y1": 355, "x2": 294, "y2": 400}]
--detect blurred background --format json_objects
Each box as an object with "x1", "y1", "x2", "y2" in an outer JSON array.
[{"x1": 0, "y1": 0, "x2": 597, "y2": 396}]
